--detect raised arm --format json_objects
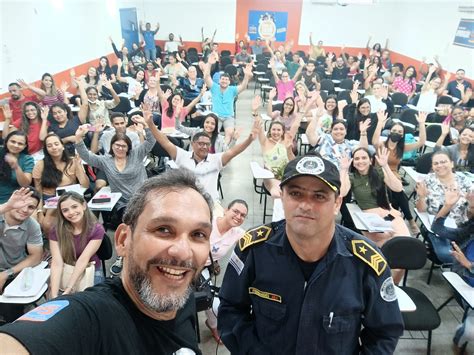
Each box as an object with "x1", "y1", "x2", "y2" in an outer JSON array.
[
  {"x1": 269, "y1": 58, "x2": 279, "y2": 83},
  {"x1": 405, "y1": 112, "x2": 427, "y2": 151},
  {"x1": 305, "y1": 108, "x2": 323, "y2": 146},
  {"x1": 185, "y1": 85, "x2": 206, "y2": 112},
  {"x1": 145, "y1": 109, "x2": 178, "y2": 160},
  {"x1": 376, "y1": 147, "x2": 403, "y2": 192},
  {"x1": 291, "y1": 58, "x2": 305, "y2": 82},
  {"x1": 221, "y1": 120, "x2": 259, "y2": 166},
  {"x1": 372, "y1": 110, "x2": 388, "y2": 147},
  {"x1": 109, "y1": 36, "x2": 122, "y2": 59},
  {"x1": 251, "y1": 96, "x2": 266, "y2": 147},
  {"x1": 339, "y1": 155, "x2": 353, "y2": 197},
  {"x1": 115, "y1": 59, "x2": 127, "y2": 83},
  {"x1": 267, "y1": 88, "x2": 276, "y2": 116},
  {"x1": 39, "y1": 107, "x2": 49, "y2": 141},
  {"x1": 103, "y1": 79, "x2": 120, "y2": 106},
  {"x1": 203, "y1": 52, "x2": 217, "y2": 88},
  {"x1": 437, "y1": 72, "x2": 450, "y2": 96},
  {"x1": 358, "y1": 119, "x2": 370, "y2": 150},
  {"x1": 237, "y1": 63, "x2": 253, "y2": 94},
  {"x1": 1, "y1": 104, "x2": 13, "y2": 139},
  {"x1": 421, "y1": 65, "x2": 436, "y2": 92},
  {"x1": 366, "y1": 35, "x2": 372, "y2": 51},
  {"x1": 435, "y1": 122, "x2": 450, "y2": 148},
  {"x1": 17, "y1": 79, "x2": 47, "y2": 99}
]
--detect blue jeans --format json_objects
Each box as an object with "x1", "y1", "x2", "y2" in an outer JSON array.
[
  {"x1": 94, "y1": 270, "x2": 105, "y2": 285},
  {"x1": 428, "y1": 232, "x2": 454, "y2": 264},
  {"x1": 145, "y1": 48, "x2": 157, "y2": 61}
]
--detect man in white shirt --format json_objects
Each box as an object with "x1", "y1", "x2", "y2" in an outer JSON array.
[
  {"x1": 148, "y1": 123, "x2": 259, "y2": 203},
  {"x1": 164, "y1": 33, "x2": 183, "y2": 53}
]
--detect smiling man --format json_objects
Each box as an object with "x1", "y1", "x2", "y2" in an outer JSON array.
[
  {"x1": 217, "y1": 153, "x2": 404, "y2": 354},
  {"x1": 0, "y1": 169, "x2": 213, "y2": 355}
]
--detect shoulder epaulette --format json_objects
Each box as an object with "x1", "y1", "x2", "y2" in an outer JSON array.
[
  {"x1": 351, "y1": 239, "x2": 387, "y2": 276},
  {"x1": 239, "y1": 224, "x2": 273, "y2": 251}
]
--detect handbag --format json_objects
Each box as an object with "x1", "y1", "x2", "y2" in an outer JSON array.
[{"x1": 60, "y1": 261, "x2": 95, "y2": 293}]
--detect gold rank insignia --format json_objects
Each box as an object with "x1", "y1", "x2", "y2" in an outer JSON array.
[
  {"x1": 352, "y1": 240, "x2": 387, "y2": 276},
  {"x1": 249, "y1": 287, "x2": 282, "y2": 303},
  {"x1": 239, "y1": 225, "x2": 272, "y2": 251}
]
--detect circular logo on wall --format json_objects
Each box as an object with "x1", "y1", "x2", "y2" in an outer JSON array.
[{"x1": 258, "y1": 13, "x2": 276, "y2": 40}]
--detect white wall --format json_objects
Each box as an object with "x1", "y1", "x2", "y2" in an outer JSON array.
[
  {"x1": 0, "y1": 0, "x2": 123, "y2": 90},
  {"x1": 300, "y1": 0, "x2": 474, "y2": 77},
  {"x1": 0, "y1": 0, "x2": 237, "y2": 91},
  {"x1": 118, "y1": 0, "x2": 237, "y2": 43}
]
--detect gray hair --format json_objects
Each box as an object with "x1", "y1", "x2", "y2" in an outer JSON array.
[{"x1": 122, "y1": 169, "x2": 213, "y2": 231}]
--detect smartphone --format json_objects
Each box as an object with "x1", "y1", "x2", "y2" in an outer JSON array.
[
  {"x1": 384, "y1": 214, "x2": 395, "y2": 221},
  {"x1": 88, "y1": 125, "x2": 96, "y2": 132}
]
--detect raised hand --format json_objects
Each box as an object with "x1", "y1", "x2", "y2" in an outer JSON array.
[
  {"x1": 339, "y1": 154, "x2": 353, "y2": 171},
  {"x1": 155, "y1": 57, "x2": 162, "y2": 66},
  {"x1": 284, "y1": 132, "x2": 294, "y2": 148},
  {"x1": 4, "y1": 153, "x2": 19, "y2": 169},
  {"x1": 299, "y1": 58, "x2": 305, "y2": 67},
  {"x1": 60, "y1": 81, "x2": 69, "y2": 93},
  {"x1": 103, "y1": 79, "x2": 113, "y2": 90},
  {"x1": 117, "y1": 58, "x2": 122, "y2": 68},
  {"x1": 141, "y1": 104, "x2": 153, "y2": 127},
  {"x1": 75, "y1": 124, "x2": 90, "y2": 140},
  {"x1": 243, "y1": 63, "x2": 253, "y2": 78},
  {"x1": 251, "y1": 95, "x2": 262, "y2": 112},
  {"x1": 375, "y1": 146, "x2": 389, "y2": 167},
  {"x1": 208, "y1": 52, "x2": 218, "y2": 65},
  {"x1": 70, "y1": 69, "x2": 76, "y2": 78},
  {"x1": 350, "y1": 89, "x2": 359, "y2": 103},
  {"x1": 268, "y1": 88, "x2": 277, "y2": 100},
  {"x1": 428, "y1": 64, "x2": 436, "y2": 74},
  {"x1": 450, "y1": 242, "x2": 471, "y2": 269},
  {"x1": 5, "y1": 188, "x2": 34, "y2": 211},
  {"x1": 440, "y1": 122, "x2": 450, "y2": 136},
  {"x1": 456, "y1": 83, "x2": 465, "y2": 93},
  {"x1": 376, "y1": 109, "x2": 388, "y2": 126},
  {"x1": 164, "y1": 89, "x2": 172, "y2": 99},
  {"x1": 415, "y1": 181, "x2": 428, "y2": 197},
  {"x1": 41, "y1": 106, "x2": 49, "y2": 120},
  {"x1": 250, "y1": 119, "x2": 261, "y2": 140},
  {"x1": 1, "y1": 104, "x2": 12, "y2": 120},
  {"x1": 443, "y1": 186, "x2": 461, "y2": 206},
  {"x1": 131, "y1": 114, "x2": 147, "y2": 128},
  {"x1": 99, "y1": 73, "x2": 108, "y2": 83},
  {"x1": 415, "y1": 111, "x2": 427, "y2": 124},
  {"x1": 359, "y1": 118, "x2": 371, "y2": 133},
  {"x1": 17, "y1": 79, "x2": 30, "y2": 89}
]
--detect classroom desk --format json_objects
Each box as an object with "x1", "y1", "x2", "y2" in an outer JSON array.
[
  {"x1": 395, "y1": 285, "x2": 417, "y2": 312},
  {"x1": 88, "y1": 187, "x2": 122, "y2": 212},
  {"x1": 442, "y1": 272, "x2": 474, "y2": 309}
]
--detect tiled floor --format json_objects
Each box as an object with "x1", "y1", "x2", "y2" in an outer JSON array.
[{"x1": 190, "y1": 86, "x2": 472, "y2": 354}]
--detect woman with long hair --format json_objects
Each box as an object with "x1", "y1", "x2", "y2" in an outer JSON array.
[
  {"x1": 267, "y1": 89, "x2": 297, "y2": 131},
  {"x1": 49, "y1": 102, "x2": 86, "y2": 154},
  {"x1": 340, "y1": 147, "x2": 411, "y2": 247},
  {"x1": 372, "y1": 110, "x2": 427, "y2": 233},
  {"x1": 318, "y1": 95, "x2": 342, "y2": 132},
  {"x1": 0, "y1": 131, "x2": 34, "y2": 203},
  {"x1": 392, "y1": 65, "x2": 417, "y2": 97},
  {"x1": 96, "y1": 56, "x2": 115, "y2": 81},
  {"x1": 441, "y1": 107, "x2": 468, "y2": 144},
  {"x1": 253, "y1": 96, "x2": 298, "y2": 198},
  {"x1": 2, "y1": 101, "x2": 48, "y2": 158},
  {"x1": 163, "y1": 52, "x2": 188, "y2": 78},
  {"x1": 33, "y1": 133, "x2": 89, "y2": 234},
  {"x1": 417, "y1": 65, "x2": 450, "y2": 112},
  {"x1": 416, "y1": 151, "x2": 471, "y2": 263},
  {"x1": 435, "y1": 125, "x2": 474, "y2": 172},
  {"x1": 17, "y1": 73, "x2": 67, "y2": 108},
  {"x1": 116, "y1": 58, "x2": 145, "y2": 100},
  {"x1": 49, "y1": 191, "x2": 104, "y2": 298}
]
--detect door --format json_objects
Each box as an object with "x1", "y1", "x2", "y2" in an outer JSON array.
[{"x1": 119, "y1": 7, "x2": 139, "y2": 50}]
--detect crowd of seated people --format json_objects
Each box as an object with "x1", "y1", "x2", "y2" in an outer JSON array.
[{"x1": 0, "y1": 27, "x2": 473, "y2": 351}]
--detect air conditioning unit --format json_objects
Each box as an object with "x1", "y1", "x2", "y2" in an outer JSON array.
[{"x1": 458, "y1": 5, "x2": 474, "y2": 13}]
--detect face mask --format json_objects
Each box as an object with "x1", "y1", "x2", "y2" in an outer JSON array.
[
  {"x1": 88, "y1": 99, "x2": 97, "y2": 104},
  {"x1": 389, "y1": 133, "x2": 403, "y2": 142}
]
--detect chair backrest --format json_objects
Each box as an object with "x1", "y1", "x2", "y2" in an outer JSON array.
[
  {"x1": 320, "y1": 79, "x2": 335, "y2": 93},
  {"x1": 391, "y1": 92, "x2": 408, "y2": 106},
  {"x1": 353, "y1": 73, "x2": 364, "y2": 83},
  {"x1": 381, "y1": 237, "x2": 427, "y2": 270},
  {"x1": 339, "y1": 79, "x2": 354, "y2": 90},
  {"x1": 255, "y1": 53, "x2": 265, "y2": 63},
  {"x1": 220, "y1": 56, "x2": 232, "y2": 69},
  {"x1": 187, "y1": 54, "x2": 199, "y2": 65},
  {"x1": 426, "y1": 124, "x2": 442, "y2": 143},
  {"x1": 187, "y1": 47, "x2": 198, "y2": 55},
  {"x1": 319, "y1": 90, "x2": 328, "y2": 102},
  {"x1": 337, "y1": 90, "x2": 352, "y2": 103},
  {"x1": 224, "y1": 64, "x2": 237, "y2": 76},
  {"x1": 399, "y1": 109, "x2": 418, "y2": 127},
  {"x1": 415, "y1": 152, "x2": 433, "y2": 174},
  {"x1": 221, "y1": 50, "x2": 231, "y2": 57},
  {"x1": 96, "y1": 234, "x2": 113, "y2": 261},
  {"x1": 316, "y1": 55, "x2": 326, "y2": 65},
  {"x1": 437, "y1": 95, "x2": 454, "y2": 105},
  {"x1": 255, "y1": 63, "x2": 267, "y2": 72}
]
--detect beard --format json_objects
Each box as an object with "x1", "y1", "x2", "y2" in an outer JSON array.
[{"x1": 128, "y1": 254, "x2": 197, "y2": 313}]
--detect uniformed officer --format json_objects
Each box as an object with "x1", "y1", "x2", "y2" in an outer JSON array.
[{"x1": 217, "y1": 153, "x2": 404, "y2": 354}]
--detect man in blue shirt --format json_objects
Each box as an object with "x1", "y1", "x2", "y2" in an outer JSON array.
[
  {"x1": 140, "y1": 21, "x2": 160, "y2": 61},
  {"x1": 204, "y1": 52, "x2": 253, "y2": 145}
]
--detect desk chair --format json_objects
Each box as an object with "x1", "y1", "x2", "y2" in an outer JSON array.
[
  {"x1": 381, "y1": 237, "x2": 441, "y2": 355},
  {"x1": 250, "y1": 162, "x2": 274, "y2": 223},
  {"x1": 96, "y1": 234, "x2": 113, "y2": 278}
]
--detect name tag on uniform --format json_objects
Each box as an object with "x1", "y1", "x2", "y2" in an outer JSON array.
[{"x1": 249, "y1": 287, "x2": 282, "y2": 303}]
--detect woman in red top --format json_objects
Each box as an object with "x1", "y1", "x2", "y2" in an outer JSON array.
[
  {"x1": 2, "y1": 102, "x2": 48, "y2": 157},
  {"x1": 392, "y1": 66, "x2": 418, "y2": 97}
]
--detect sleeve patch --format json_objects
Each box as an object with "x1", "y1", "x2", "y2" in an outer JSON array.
[
  {"x1": 16, "y1": 300, "x2": 70, "y2": 322},
  {"x1": 229, "y1": 251, "x2": 244, "y2": 275},
  {"x1": 352, "y1": 240, "x2": 387, "y2": 276},
  {"x1": 380, "y1": 277, "x2": 397, "y2": 302},
  {"x1": 239, "y1": 225, "x2": 272, "y2": 251}
]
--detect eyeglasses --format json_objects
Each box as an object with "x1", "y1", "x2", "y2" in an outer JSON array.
[
  {"x1": 113, "y1": 144, "x2": 128, "y2": 150},
  {"x1": 231, "y1": 209, "x2": 247, "y2": 219},
  {"x1": 194, "y1": 141, "x2": 211, "y2": 148},
  {"x1": 432, "y1": 160, "x2": 449, "y2": 166}
]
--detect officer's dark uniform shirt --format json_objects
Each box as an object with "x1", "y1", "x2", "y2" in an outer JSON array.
[
  {"x1": 218, "y1": 221, "x2": 404, "y2": 355},
  {"x1": 0, "y1": 278, "x2": 201, "y2": 355}
]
